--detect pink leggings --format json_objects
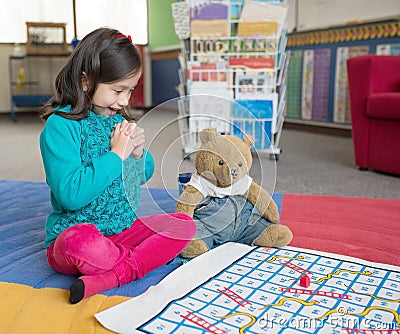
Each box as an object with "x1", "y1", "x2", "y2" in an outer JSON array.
[{"x1": 47, "y1": 213, "x2": 195, "y2": 298}]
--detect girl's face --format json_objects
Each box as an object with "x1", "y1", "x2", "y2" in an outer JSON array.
[{"x1": 90, "y1": 71, "x2": 142, "y2": 117}]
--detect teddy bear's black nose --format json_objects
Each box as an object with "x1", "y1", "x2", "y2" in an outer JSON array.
[{"x1": 231, "y1": 169, "x2": 238, "y2": 178}]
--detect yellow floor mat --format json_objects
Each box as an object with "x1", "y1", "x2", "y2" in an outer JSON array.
[{"x1": 0, "y1": 282, "x2": 130, "y2": 333}]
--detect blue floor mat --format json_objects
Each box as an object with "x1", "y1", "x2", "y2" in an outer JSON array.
[{"x1": 0, "y1": 180, "x2": 282, "y2": 297}]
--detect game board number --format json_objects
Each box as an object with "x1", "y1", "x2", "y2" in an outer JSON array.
[
  {"x1": 248, "y1": 306, "x2": 256, "y2": 312},
  {"x1": 210, "y1": 309, "x2": 219, "y2": 316},
  {"x1": 156, "y1": 324, "x2": 165, "y2": 331},
  {"x1": 261, "y1": 248, "x2": 272, "y2": 252}
]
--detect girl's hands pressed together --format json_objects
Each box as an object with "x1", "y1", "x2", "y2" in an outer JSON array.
[
  {"x1": 110, "y1": 120, "x2": 134, "y2": 160},
  {"x1": 128, "y1": 123, "x2": 145, "y2": 160},
  {"x1": 110, "y1": 120, "x2": 145, "y2": 161}
]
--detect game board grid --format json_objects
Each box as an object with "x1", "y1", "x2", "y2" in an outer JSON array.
[
  {"x1": 138, "y1": 247, "x2": 400, "y2": 333},
  {"x1": 260, "y1": 249, "x2": 400, "y2": 332},
  {"x1": 244, "y1": 248, "x2": 348, "y2": 333}
]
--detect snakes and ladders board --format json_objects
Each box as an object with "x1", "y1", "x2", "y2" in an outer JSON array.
[{"x1": 96, "y1": 243, "x2": 400, "y2": 334}]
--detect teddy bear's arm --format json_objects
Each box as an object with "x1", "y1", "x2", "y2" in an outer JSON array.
[
  {"x1": 175, "y1": 185, "x2": 204, "y2": 217},
  {"x1": 245, "y1": 181, "x2": 280, "y2": 223}
]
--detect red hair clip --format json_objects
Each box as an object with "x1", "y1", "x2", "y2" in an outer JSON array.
[{"x1": 117, "y1": 33, "x2": 132, "y2": 43}]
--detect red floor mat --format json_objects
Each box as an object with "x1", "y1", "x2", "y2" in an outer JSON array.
[{"x1": 280, "y1": 194, "x2": 400, "y2": 266}]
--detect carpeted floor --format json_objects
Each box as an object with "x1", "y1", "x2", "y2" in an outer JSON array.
[
  {"x1": 0, "y1": 110, "x2": 399, "y2": 199},
  {"x1": 0, "y1": 179, "x2": 399, "y2": 333}
]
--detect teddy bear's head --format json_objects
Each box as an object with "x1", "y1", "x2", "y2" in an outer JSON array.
[{"x1": 194, "y1": 128, "x2": 255, "y2": 188}]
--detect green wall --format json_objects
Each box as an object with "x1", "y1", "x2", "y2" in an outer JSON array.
[{"x1": 148, "y1": 0, "x2": 180, "y2": 49}]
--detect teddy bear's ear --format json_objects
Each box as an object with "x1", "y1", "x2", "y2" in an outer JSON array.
[
  {"x1": 243, "y1": 135, "x2": 256, "y2": 148},
  {"x1": 200, "y1": 127, "x2": 217, "y2": 144}
]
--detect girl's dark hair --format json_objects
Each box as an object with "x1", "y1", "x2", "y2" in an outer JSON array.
[{"x1": 40, "y1": 27, "x2": 142, "y2": 121}]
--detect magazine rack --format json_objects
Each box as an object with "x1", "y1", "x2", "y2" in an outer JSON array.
[{"x1": 173, "y1": 0, "x2": 289, "y2": 160}]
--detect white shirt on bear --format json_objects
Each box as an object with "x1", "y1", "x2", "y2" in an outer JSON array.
[{"x1": 187, "y1": 172, "x2": 253, "y2": 198}]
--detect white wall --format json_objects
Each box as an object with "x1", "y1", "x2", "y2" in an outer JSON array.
[{"x1": 287, "y1": 0, "x2": 400, "y2": 32}]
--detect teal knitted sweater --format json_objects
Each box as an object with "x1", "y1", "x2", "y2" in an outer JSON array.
[{"x1": 40, "y1": 106, "x2": 155, "y2": 248}]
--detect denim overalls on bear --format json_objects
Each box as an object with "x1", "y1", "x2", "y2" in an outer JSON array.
[{"x1": 193, "y1": 195, "x2": 274, "y2": 249}]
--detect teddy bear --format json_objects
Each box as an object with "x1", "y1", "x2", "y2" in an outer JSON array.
[{"x1": 176, "y1": 127, "x2": 293, "y2": 258}]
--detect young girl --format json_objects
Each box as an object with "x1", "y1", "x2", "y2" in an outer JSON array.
[{"x1": 39, "y1": 27, "x2": 196, "y2": 304}]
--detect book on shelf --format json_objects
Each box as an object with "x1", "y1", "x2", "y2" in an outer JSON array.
[
  {"x1": 234, "y1": 73, "x2": 274, "y2": 98},
  {"x1": 229, "y1": 57, "x2": 276, "y2": 95},
  {"x1": 237, "y1": 21, "x2": 277, "y2": 37},
  {"x1": 190, "y1": 39, "x2": 230, "y2": 63},
  {"x1": 232, "y1": 94, "x2": 278, "y2": 118},
  {"x1": 277, "y1": 51, "x2": 289, "y2": 88},
  {"x1": 276, "y1": 28, "x2": 288, "y2": 68},
  {"x1": 230, "y1": 0, "x2": 245, "y2": 20},
  {"x1": 191, "y1": 39, "x2": 230, "y2": 54},
  {"x1": 188, "y1": 81, "x2": 233, "y2": 135},
  {"x1": 190, "y1": 2, "x2": 228, "y2": 20},
  {"x1": 171, "y1": 2, "x2": 190, "y2": 40},
  {"x1": 230, "y1": 36, "x2": 278, "y2": 54},
  {"x1": 190, "y1": 19, "x2": 229, "y2": 38},
  {"x1": 231, "y1": 98, "x2": 276, "y2": 149},
  {"x1": 188, "y1": 81, "x2": 233, "y2": 100},
  {"x1": 229, "y1": 0, "x2": 285, "y2": 20},
  {"x1": 229, "y1": 57, "x2": 275, "y2": 70},
  {"x1": 186, "y1": 61, "x2": 228, "y2": 82},
  {"x1": 239, "y1": 0, "x2": 288, "y2": 37}
]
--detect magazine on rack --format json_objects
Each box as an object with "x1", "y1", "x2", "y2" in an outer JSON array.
[{"x1": 229, "y1": 57, "x2": 275, "y2": 97}]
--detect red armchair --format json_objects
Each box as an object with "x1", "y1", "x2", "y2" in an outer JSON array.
[{"x1": 347, "y1": 55, "x2": 400, "y2": 175}]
